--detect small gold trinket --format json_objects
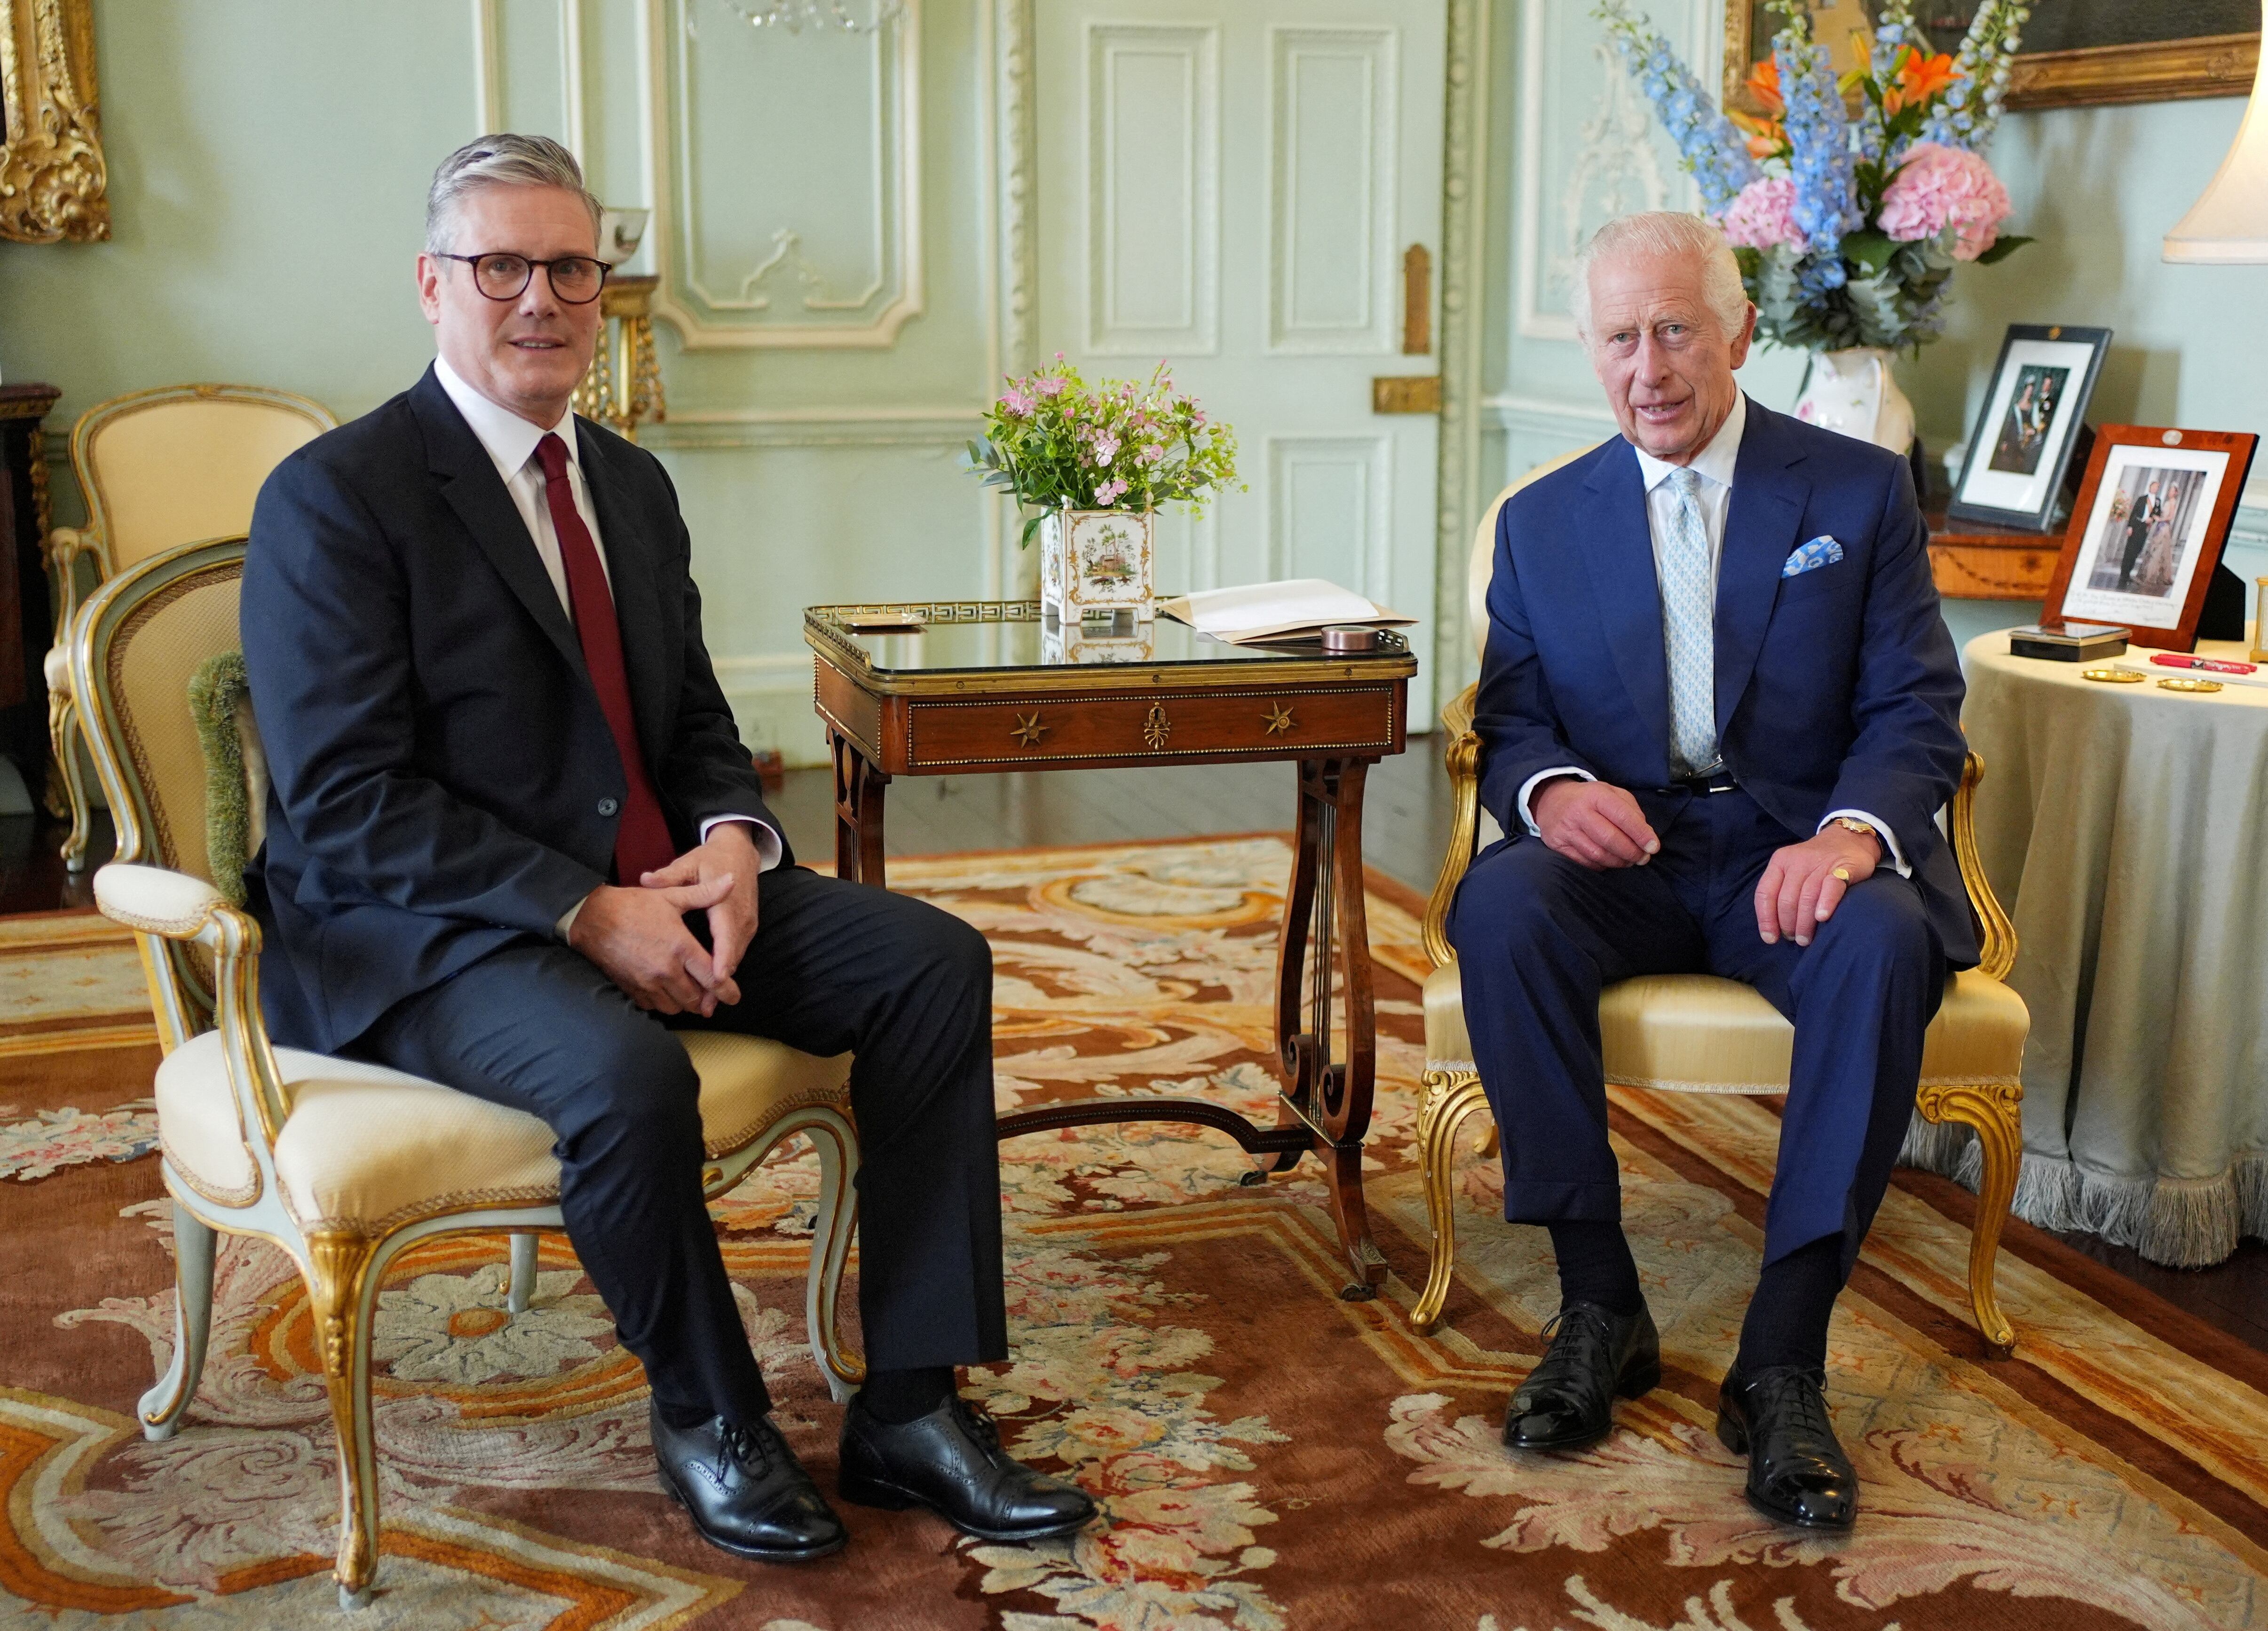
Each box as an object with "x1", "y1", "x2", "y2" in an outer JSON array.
[
  {"x1": 2080, "y1": 668, "x2": 2144, "y2": 683},
  {"x1": 2157, "y1": 677, "x2": 2222, "y2": 693}
]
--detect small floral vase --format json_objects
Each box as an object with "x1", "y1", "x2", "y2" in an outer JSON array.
[
  {"x1": 1039, "y1": 509, "x2": 1155, "y2": 622},
  {"x1": 1794, "y1": 347, "x2": 1916, "y2": 454}
]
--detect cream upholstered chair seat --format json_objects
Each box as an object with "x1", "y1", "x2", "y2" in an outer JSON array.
[
  {"x1": 157, "y1": 1027, "x2": 849, "y2": 1232},
  {"x1": 45, "y1": 384, "x2": 335, "y2": 872},
  {"x1": 1410, "y1": 446, "x2": 2029, "y2": 1356},
  {"x1": 75, "y1": 536, "x2": 863, "y2": 1610},
  {"x1": 1422, "y1": 963, "x2": 2030, "y2": 1096}
]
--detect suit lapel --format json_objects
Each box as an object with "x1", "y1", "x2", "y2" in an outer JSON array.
[
  {"x1": 1579, "y1": 442, "x2": 1672, "y2": 767},
  {"x1": 578, "y1": 423, "x2": 675, "y2": 767},
  {"x1": 412, "y1": 368, "x2": 590, "y2": 681},
  {"x1": 1714, "y1": 401, "x2": 1810, "y2": 735}
]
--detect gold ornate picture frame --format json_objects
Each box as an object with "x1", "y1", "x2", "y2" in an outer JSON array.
[
  {"x1": 1724, "y1": 1, "x2": 2260, "y2": 115},
  {"x1": 0, "y1": 0, "x2": 109, "y2": 243}
]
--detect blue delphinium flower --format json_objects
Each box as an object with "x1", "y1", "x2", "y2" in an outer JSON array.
[
  {"x1": 1596, "y1": 3, "x2": 1759, "y2": 211},
  {"x1": 1778, "y1": 39, "x2": 1859, "y2": 273},
  {"x1": 1919, "y1": 0, "x2": 2029, "y2": 151}
]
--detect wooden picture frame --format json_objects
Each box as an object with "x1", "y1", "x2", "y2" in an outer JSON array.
[
  {"x1": 1947, "y1": 323, "x2": 2112, "y2": 532},
  {"x1": 2039, "y1": 426, "x2": 2260, "y2": 653},
  {"x1": 0, "y1": 0, "x2": 108, "y2": 244},
  {"x1": 1723, "y1": 1, "x2": 2261, "y2": 117}
]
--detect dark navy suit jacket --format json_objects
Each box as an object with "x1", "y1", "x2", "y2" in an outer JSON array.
[
  {"x1": 1472, "y1": 396, "x2": 1977, "y2": 966},
  {"x1": 241, "y1": 365, "x2": 784, "y2": 1054}
]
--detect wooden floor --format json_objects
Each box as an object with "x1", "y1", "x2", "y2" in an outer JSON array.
[{"x1": 18, "y1": 748, "x2": 2265, "y2": 1355}]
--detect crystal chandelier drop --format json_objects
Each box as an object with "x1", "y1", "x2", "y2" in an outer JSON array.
[{"x1": 695, "y1": 0, "x2": 905, "y2": 35}]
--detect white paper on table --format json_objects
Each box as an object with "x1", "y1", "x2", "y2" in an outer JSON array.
[{"x1": 1155, "y1": 578, "x2": 1414, "y2": 644}]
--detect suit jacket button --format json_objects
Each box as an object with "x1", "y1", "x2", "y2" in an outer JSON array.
[{"x1": 597, "y1": 797, "x2": 620, "y2": 817}]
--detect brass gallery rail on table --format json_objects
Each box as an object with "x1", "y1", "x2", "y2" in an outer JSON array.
[{"x1": 805, "y1": 601, "x2": 1418, "y2": 1299}]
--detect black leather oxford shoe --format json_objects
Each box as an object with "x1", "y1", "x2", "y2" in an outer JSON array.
[
  {"x1": 1502, "y1": 1300, "x2": 1662, "y2": 1451},
  {"x1": 838, "y1": 1394, "x2": 1098, "y2": 1542},
  {"x1": 651, "y1": 1404, "x2": 849, "y2": 1562},
  {"x1": 1715, "y1": 1364, "x2": 1859, "y2": 1530}
]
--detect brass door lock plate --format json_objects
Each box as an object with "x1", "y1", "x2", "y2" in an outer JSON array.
[{"x1": 1371, "y1": 375, "x2": 1442, "y2": 414}]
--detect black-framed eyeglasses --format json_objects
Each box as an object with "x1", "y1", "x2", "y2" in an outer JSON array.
[{"x1": 437, "y1": 251, "x2": 610, "y2": 305}]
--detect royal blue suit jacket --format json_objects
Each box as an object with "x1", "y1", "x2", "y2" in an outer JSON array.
[
  {"x1": 1472, "y1": 397, "x2": 1977, "y2": 966},
  {"x1": 241, "y1": 365, "x2": 784, "y2": 1053}
]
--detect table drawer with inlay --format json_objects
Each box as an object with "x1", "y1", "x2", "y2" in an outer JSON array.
[{"x1": 902, "y1": 685, "x2": 1401, "y2": 771}]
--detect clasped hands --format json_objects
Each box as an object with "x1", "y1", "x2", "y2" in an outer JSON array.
[
  {"x1": 567, "y1": 821, "x2": 761, "y2": 1016},
  {"x1": 1529, "y1": 778, "x2": 1879, "y2": 947}
]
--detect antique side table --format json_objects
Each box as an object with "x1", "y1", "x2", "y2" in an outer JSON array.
[{"x1": 804, "y1": 600, "x2": 1418, "y2": 1299}]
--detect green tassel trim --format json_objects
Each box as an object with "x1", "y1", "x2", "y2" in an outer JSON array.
[{"x1": 188, "y1": 649, "x2": 253, "y2": 907}]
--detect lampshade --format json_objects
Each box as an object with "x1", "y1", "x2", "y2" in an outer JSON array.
[{"x1": 2164, "y1": 0, "x2": 2268, "y2": 264}]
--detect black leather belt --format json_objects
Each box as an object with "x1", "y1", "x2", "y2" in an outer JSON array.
[{"x1": 1660, "y1": 772, "x2": 1739, "y2": 796}]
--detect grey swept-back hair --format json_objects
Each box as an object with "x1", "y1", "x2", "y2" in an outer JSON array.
[
  {"x1": 1568, "y1": 211, "x2": 1751, "y2": 345},
  {"x1": 425, "y1": 133, "x2": 602, "y2": 255}
]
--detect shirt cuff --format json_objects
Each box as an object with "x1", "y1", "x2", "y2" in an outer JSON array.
[
  {"x1": 1820, "y1": 809, "x2": 1911, "y2": 878},
  {"x1": 557, "y1": 818, "x2": 784, "y2": 940},
  {"x1": 1517, "y1": 766, "x2": 1595, "y2": 836},
  {"x1": 701, "y1": 815, "x2": 784, "y2": 873}
]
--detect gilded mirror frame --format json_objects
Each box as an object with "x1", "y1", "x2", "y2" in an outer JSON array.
[
  {"x1": 1723, "y1": 0, "x2": 2260, "y2": 115},
  {"x1": 0, "y1": 0, "x2": 109, "y2": 243}
]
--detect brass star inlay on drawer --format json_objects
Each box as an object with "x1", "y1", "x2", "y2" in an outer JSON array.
[
  {"x1": 1010, "y1": 712, "x2": 1048, "y2": 747},
  {"x1": 1262, "y1": 703, "x2": 1295, "y2": 735}
]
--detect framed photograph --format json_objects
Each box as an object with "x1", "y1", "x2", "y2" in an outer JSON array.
[
  {"x1": 2041, "y1": 426, "x2": 2261, "y2": 652},
  {"x1": 1947, "y1": 324, "x2": 2112, "y2": 531},
  {"x1": 1722, "y1": 2, "x2": 2259, "y2": 116}
]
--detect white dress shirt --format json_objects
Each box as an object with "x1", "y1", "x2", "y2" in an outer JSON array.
[
  {"x1": 1514, "y1": 393, "x2": 1909, "y2": 877},
  {"x1": 432, "y1": 360, "x2": 782, "y2": 934}
]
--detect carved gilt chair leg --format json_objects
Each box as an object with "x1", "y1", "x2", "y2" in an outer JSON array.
[
  {"x1": 506, "y1": 1232, "x2": 539, "y2": 1316},
  {"x1": 138, "y1": 1201, "x2": 217, "y2": 1441},
  {"x1": 806, "y1": 1112, "x2": 865, "y2": 1403},
  {"x1": 1411, "y1": 1070, "x2": 1491, "y2": 1337},
  {"x1": 48, "y1": 685, "x2": 91, "y2": 872},
  {"x1": 1915, "y1": 1080, "x2": 2022, "y2": 1357},
  {"x1": 305, "y1": 1229, "x2": 383, "y2": 1609}
]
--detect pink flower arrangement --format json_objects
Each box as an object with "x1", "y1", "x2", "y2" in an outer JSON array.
[
  {"x1": 1876, "y1": 141, "x2": 2012, "y2": 261},
  {"x1": 1719, "y1": 176, "x2": 1802, "y2": 251}
]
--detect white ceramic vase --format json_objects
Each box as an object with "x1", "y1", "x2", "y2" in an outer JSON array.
[
  {"x1": 1792, "y1": 347, "x2": 1916, "y2": 454},
  {"x1": 1039, "y1": 509, "x2": 1156, "y2": 622}
]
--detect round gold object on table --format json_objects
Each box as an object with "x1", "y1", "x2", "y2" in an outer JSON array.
[
  {"x1": 2157, "y1": 677, "x2": 2223, "y2": 693},
  {"x1": 2080, "y1": 668, "x2": 2145, "y2": 683}
]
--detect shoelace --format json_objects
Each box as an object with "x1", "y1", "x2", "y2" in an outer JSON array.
[
  {"x1": 1524, "y1": 1305, "x2": 1619, "y2": 1411},
  {"x1": 950, "y1": 1397, "x2": 1006, "y2": 1460},
  {"x1": 1749, "y1": 1370, "x2": 1836, "y2": 1456},
  {"x1": 719, "y1": 1418, "x2": 775, "y2": 1479}
]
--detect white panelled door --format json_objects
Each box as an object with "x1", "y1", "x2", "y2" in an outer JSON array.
[{"x1": 1033, "y1": 0, "x2": 1448, "y2": 715}]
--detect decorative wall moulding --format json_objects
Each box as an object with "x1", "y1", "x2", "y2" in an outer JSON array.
[
  {"x1": 646, "y1": 0, "x2": 925, "y2": 348},
  {"x1": 0, "y1": 0, "x2": 109, "y2": 243}
]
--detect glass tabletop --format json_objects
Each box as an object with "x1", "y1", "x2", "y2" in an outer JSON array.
[{"x1": 805, "y1": 600, "x2": 1415, "y2": 678}]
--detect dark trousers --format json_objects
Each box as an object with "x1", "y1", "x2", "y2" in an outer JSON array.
[
  {"x1": 1447, "y1": 788, "x2": 1946, "y2": 1274},
  {"x1": 351, "y1": 864, "x2": 1007, "y2": 1426},
  {"x1": 2118, "y1": 515, "x2": 2153, "y2": 588}
]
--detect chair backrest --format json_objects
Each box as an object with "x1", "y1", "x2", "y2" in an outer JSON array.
[
  {"x1": 69, "y1": 536, "x2": 249, "y2": 1047},
  {"x1": 1467, "y1": 443, "x2": 1606, "y2": 662},
  {"x1": 70, "y1": 386, "x2": 334, "y2": 572}
]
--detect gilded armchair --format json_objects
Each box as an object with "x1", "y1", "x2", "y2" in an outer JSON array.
[
  {"x1": 1411, "y1": 455, "x2": 2029, "y2": 1355},
  {"x1": 46, "y1": 383, "x2": 336, "y2": 870},
  {"x1": 73, "y1": 536, "x2": 864, "y2": 1609}
]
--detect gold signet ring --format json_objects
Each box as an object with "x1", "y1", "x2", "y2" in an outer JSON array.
[{"x1": 1831, "y1": 866, "x2": 1852, "y2": 882}]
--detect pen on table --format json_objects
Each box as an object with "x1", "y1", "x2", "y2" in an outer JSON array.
[{"x1": 2150, "y1": 652, "x2": 2258, "y2": 676}]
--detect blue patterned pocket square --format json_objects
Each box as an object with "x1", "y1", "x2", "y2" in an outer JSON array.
[{"x1": 1783, "y1": 536, "x2": 1845, "y2": 577}]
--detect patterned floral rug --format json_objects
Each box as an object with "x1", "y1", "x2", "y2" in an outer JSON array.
[{"x1": 0, "y1": 838, "x2": 2261, "y2": 1630}]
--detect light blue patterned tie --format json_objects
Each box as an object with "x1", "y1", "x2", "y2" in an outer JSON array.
[{"x1": 1659, "y1": 467, "x2": 1720, "y2": 776}]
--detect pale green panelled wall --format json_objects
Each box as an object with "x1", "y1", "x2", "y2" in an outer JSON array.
[
  {"x1": 1474, "y1": 0, "x2": 2268, "y2": 678},
  {"x1": 2, "y1": 0, "x2": 1010, "y2": 768}
]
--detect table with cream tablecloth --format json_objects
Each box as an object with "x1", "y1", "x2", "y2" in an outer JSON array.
[{"x1": 1935, "y1": 631, "x2": 2268, "y2": 1267}]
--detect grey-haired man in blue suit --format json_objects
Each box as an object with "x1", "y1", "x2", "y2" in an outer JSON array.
[{"x1": 1451, "y1": 212, "x2": 1972, "y2": 1530}]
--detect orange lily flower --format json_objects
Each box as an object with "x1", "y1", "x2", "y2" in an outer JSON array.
[
  {"x1": 1744, "y1": 56, "x2": 1785, "y2": 116},
  {"x1": 1728, "y1": 109, "x2": 1787, "y2": 159},
  {"x1": 1883, "y1": 47, "x2": 1959, "y2": 116}
]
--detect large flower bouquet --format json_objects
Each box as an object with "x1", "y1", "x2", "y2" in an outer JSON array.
[
  {"x1": 1594, "y1": 0, "x2": 2032, "y2": 353},
  {"x1": 965, "y1": 357, "x2": 1241, "y2": 549}
]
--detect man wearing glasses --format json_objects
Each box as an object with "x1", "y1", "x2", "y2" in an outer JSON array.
[{"x1": 240, "y1": 135, "x2": 1093, "y2": 1566}]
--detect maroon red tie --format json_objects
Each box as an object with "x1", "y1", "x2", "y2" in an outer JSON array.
[{"x1": 535, "y1": 433, "x2": 678, "y2": 885}]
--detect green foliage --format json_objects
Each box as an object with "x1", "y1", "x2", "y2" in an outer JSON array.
[
  {"x1": 963, "y1": 359, "x2": 1243, "y2": 547},
  {"x1": 1747, "y1": 233, "x2": 1958, "y2": 355}
]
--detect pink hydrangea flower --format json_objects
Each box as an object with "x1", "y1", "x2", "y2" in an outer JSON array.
[
  {"x1": 1876, "y1": 141, "x2": 2011, "y2": 261},
  {"x1": 1717, "y1": 176, "x2": 1802, "y2": 250}
]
